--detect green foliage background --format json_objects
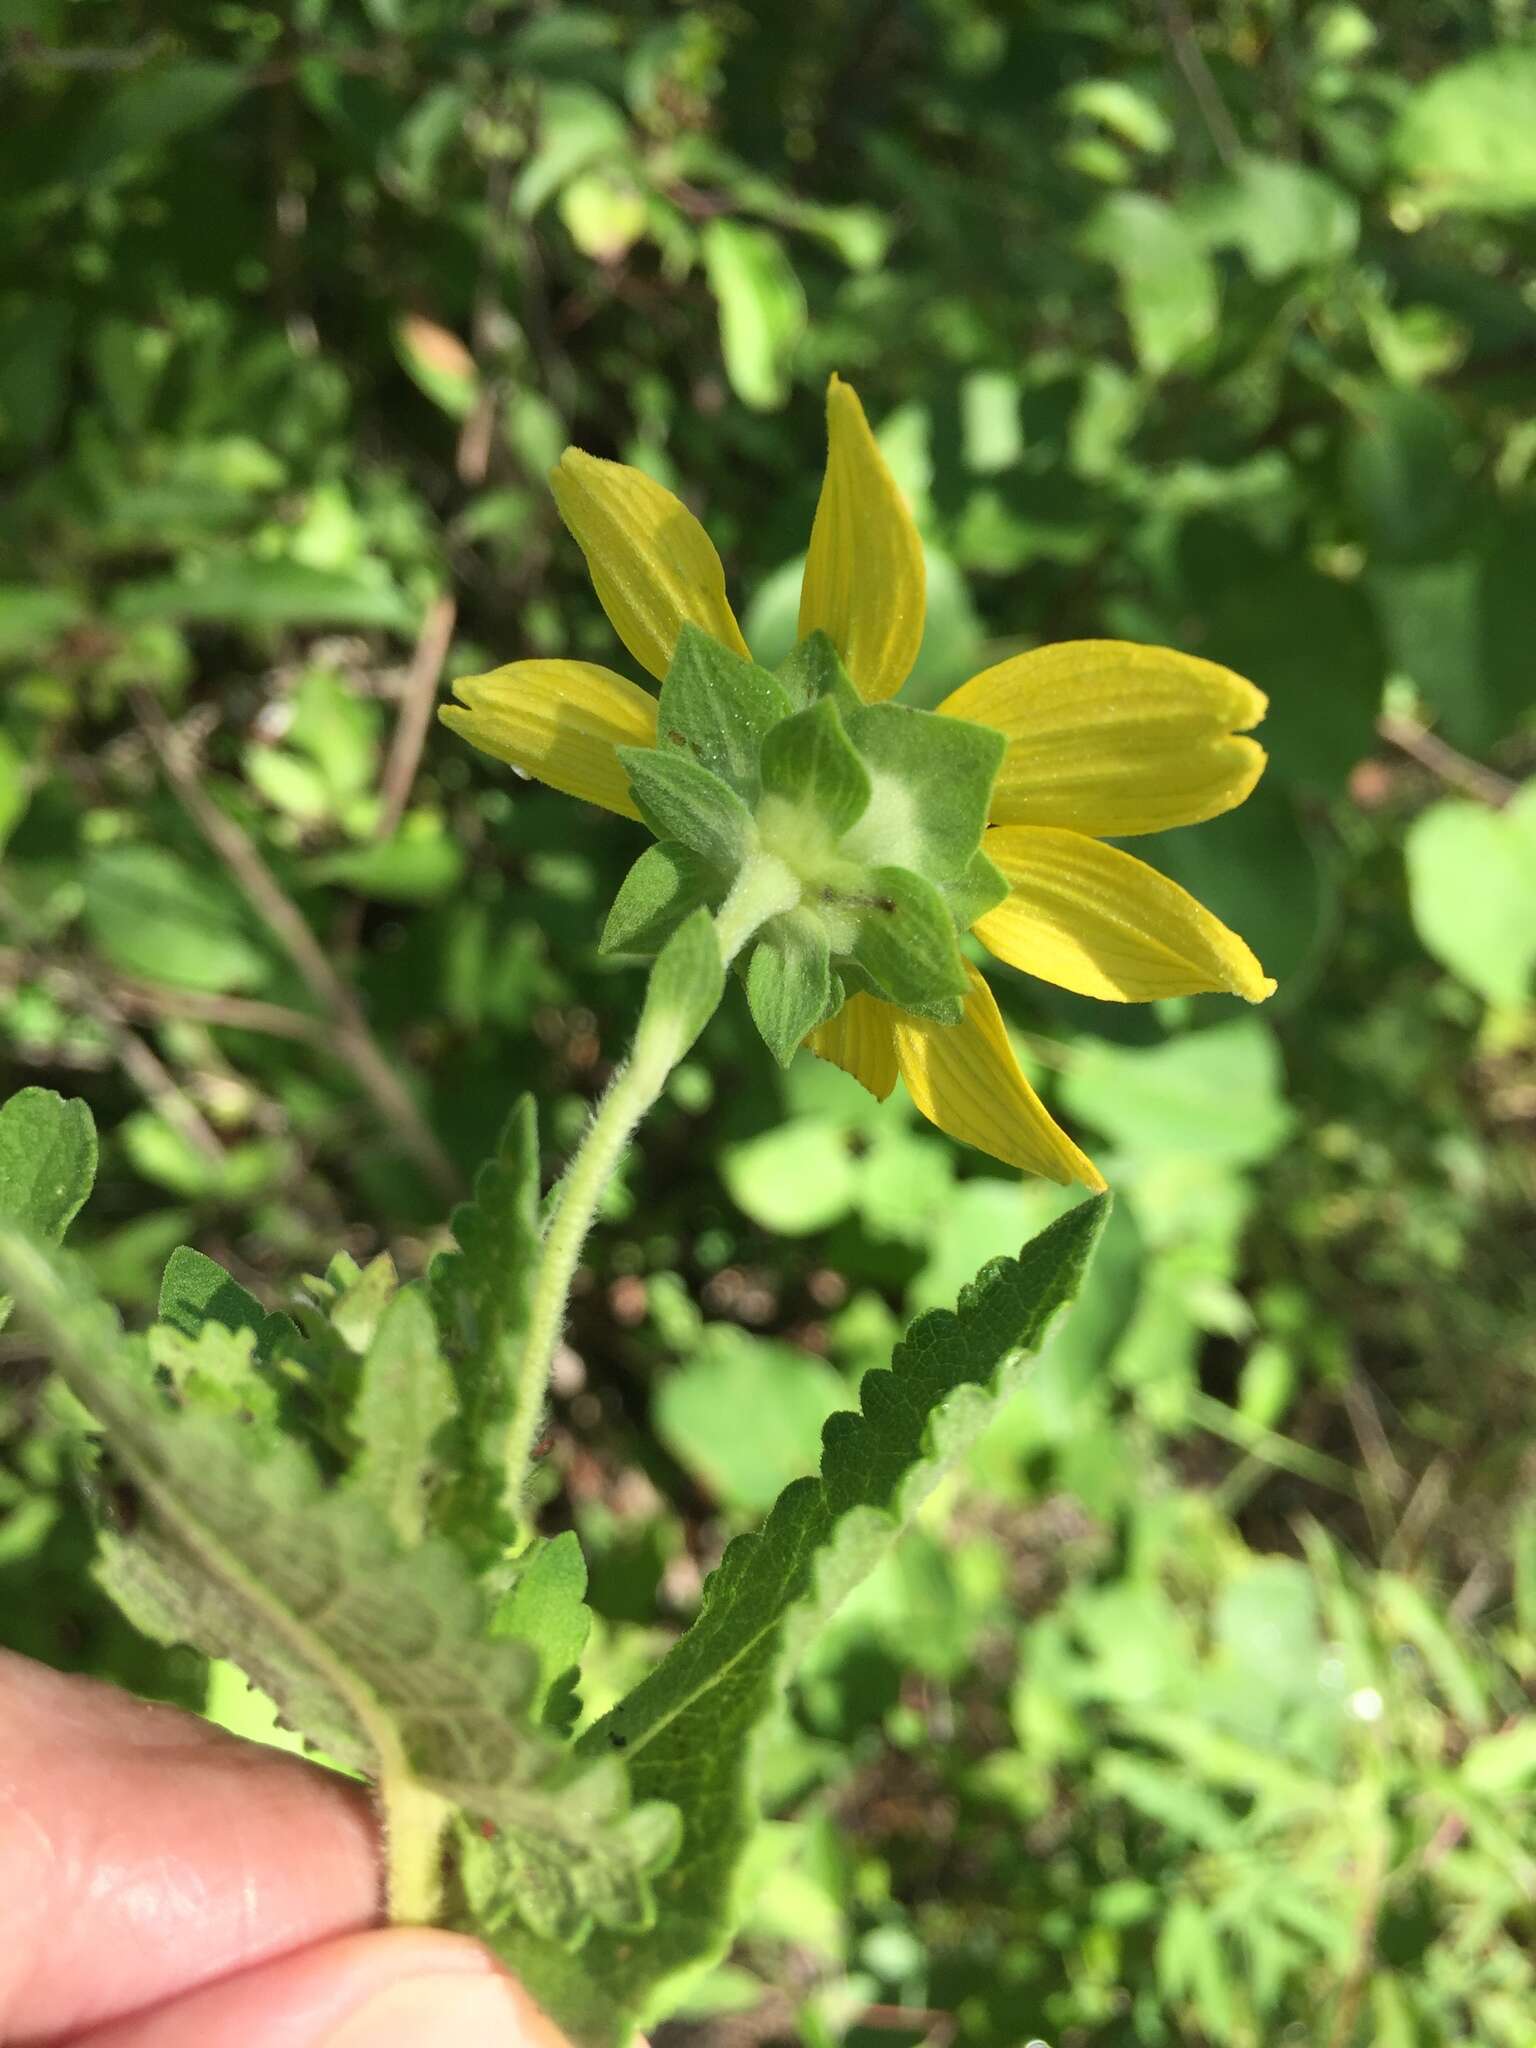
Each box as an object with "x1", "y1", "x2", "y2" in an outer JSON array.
[{"x1": 2, "y1": 2, "x2": 1534, "y2": 2042}]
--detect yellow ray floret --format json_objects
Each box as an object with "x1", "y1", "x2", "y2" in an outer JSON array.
[
  {"x1": 806, "y1": 991, "x2": 900, "y2": 1101},
  {"x1": 442, "y1": 659, "x2": 658, "y2": 820},
  {"x1": 799, "y1": 375, "x2": 926, "y2": 705},
  {"x1": 939, "y1": 640, "x2": 1267, "y2": 838},
  {"x1": 550, "y1": 449, "x2": 750, "y2": 683},
  {"x1": 811, "y1": 971, "x2": 1103, "y2": 1189},
  {"x1": 974, "y1": 825, "x2": 1276, "y2": 1004}
]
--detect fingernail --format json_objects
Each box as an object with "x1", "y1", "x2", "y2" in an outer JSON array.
[{"x1": 324, "y1": 1972, "x2": 545, "y2": 2047}]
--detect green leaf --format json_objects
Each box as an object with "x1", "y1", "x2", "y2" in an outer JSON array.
[
  {"x1": 1060, "y1": 1021, "x2": 1294, "y2": 1168},
  {"x1": 346, "y1": 1284, "x2": 456, "y2": 1548},
  {"x1": 759, "y1": 697, "x2": 871, "y2": 838},
  {"x1": 700, "y1": 218, "x2": 806, "y2": 412},
  {"x1": 1404, "y1": 785, "x2": 1536, "y2": 1008},
  {"x1": 0, "y1": 1089, "x2": 97, "y2": 1332},
  {"x1": 158, "y1": 1244, "x2": 274, "y2": 1344},
  {"x1": 637, "y1": 909, "x2": 726, "y2": 1068},
  {"x1": 491, "y1": 1530, "x2": 593, "y2": 1732},
  {"x1": 602, "y1": 840, "x2": 721, "y2": 958},
  {"x1": 0, "y1": 1088, "x2": 97, "y2": 1247},
  {"x1": 940, "y1": 845, "x2": 1009, "y2": 930},
  {"x1": 656, "y1": 622, "x2": 792, "y2": 804},
  {"x1": 840, "y1": 865, "x2": 968, "y2": 1020},
  {"x1": 65, "y1": 62, "x2": 249, "y2": 185},
  {"x1": 526, "y1": 1194, "x2": 1106, "y2": 2040},
  {"x1": 1391, "y1": 46, "x2": 1536, "y2": 216},
  {"x1": 745, "y1": 911, "x2": 835, "y2": 1067},
  {"x1": 618, "y1": 746, "x2": 756, "y2": 873},
  {"x1": 82, "y1": 844, "x2": 271, "y2": 994},
  {"x1": 429, "y1": 1099, "x2": 542, "y2": 1552},
  {"x1": 842, "y1": 703, "x2": 1003, "y2": 882},
  {"x1": 721, "y1": 1118, "x2": 862, "y2": 1236},
  {"x1": 307, "y1": 828, "x2": 466, "y2": 905},
  {"x1": 0, "y1": 1229, "x2": 673, "y2": 1947},
  {"x1": 1344, "y1": 386, "x2": 1470, "y2": 566},
  {"x1": 112, "y1": 560, "x2": 415, "y2": 635},
  {"x1": 654, "y1": 1327, "x2": 855, "y2": 1514},
  {"x1": 1083, "y1": 193, "x2": 1219, "y2": 376},
  {"x1": 1184, "y1": 158, "x2": 1357, "y2": 279}
]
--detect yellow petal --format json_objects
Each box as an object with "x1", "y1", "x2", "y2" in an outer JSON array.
[
  {"x1": 550, "y1": 449, "x2": 750, "y2": 681},
  {"x1": 939, "y1": 640, "x2": 1266, "y2": 836},
  {"x1": 975, "y1": 826, "x2": 1276, "y2": 1004},
  {"x1": 806, "y1": 991, "x2": 900, "y2": 1100},
  {"x1": 441, "y1": 659, "x2": 657, "y2": 819},
  {"x1": 798, "y1": 374, "x2": 926, "y2": 704},
  {"x1": 892, "y1": 964, "x2": 1105, "y2": 1188}
]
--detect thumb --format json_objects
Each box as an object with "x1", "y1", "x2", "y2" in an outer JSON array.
[{"x1": 71, "y1": 1928, "x2": 567, "y2": 2048}]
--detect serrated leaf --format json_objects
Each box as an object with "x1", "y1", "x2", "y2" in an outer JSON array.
[
  {"x1": 759, "y1": 696, "x2": 871, "y2": 838},
  {"x1": 499, "y1": 1195, "x2": 1106, "y2": 2040},
  {"x1": 656, "y1": 622, "x2": 791, "y2": 803},
  {"x1": 492, "y1": 1529, "x2": 593, "y2": 1732},
  {"x1": 745, "y1": 911, "x2": 835, "y2": 1067},
  {"x1": 0, "y1": 1228, "x2": 675, "y2": 1953},
  {"x1": 157, "y1": 1243, "x2": 298, "y2": 1358},
  {"x1": 618, "y1": 746, "x2": 756, "y2": 873},
  {"x1": 429, "y1": 1098, "x2": 541, "y2": 1551},
  {"x1": 0, "y1": 1089, "x2": 96, "y2": 1330},
  {"x1": 601, "y1": 840, "x2": 721, "y2": 958},
  {"x1": 347, "y1": 1284, "x2": 456, "y2": 1547}
]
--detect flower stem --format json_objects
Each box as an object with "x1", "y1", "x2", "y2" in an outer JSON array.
[{"x1": 506, "y1": 856, "x2": 799, "y2": 1531}]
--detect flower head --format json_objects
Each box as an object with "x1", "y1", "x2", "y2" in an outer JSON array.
[{"x1": 443, "y1": 376, "x2": 1275, "y2": 1189}]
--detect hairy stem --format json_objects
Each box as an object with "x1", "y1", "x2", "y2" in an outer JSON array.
[{"x1": 507, "y1": 856, "x2": 799, "y2": 1527}]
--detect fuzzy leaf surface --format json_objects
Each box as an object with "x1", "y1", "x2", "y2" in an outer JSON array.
[
  {"x1": 0, "y1": 1088, "x2": 96, "y2": 1329},
  {"x1": 656, "y1": 622, "x2": 791, "y2": 803},
  {"x1": 0, "y1": 1228, "x2": 675, "y2": 1952},
  {"x1": 499, "y1": 1195, "x2": 1108, "y2": 2039},
  {"x1": 429, "y1": 1097, "x2": 541, "y2": 1551}
]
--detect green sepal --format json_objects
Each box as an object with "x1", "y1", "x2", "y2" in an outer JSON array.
[
  {"x1": 656, "y1": 623, "x2": 792, "y2": 803},
  {"x1": 638, "y1": 907, "x2": 725, "y2": 1067},
  {"x1": 618, "y1": 746, "x2": 755, "y2": 873},
  {"x1": 843, "y1": 703, "x2": 1006, "y2": 880},
  {"x1": 601, "y1": 840, "x2": 721, "y2": 958},
  {"x1": 775, "y1": 629, "x2": 862, "y2": 714},
  {"x1": 942, "y1": 844, "x2": 1010, "y2": 929},
  {"x1": 745, "y1": 910, "x2": 835, "y2": 1067},
  {"x1": 836, "y1": 864, "x2": 969, "y2": 1020},
  {"x1": 758, "y1": 696, "x2": 872, "y2": 839}
]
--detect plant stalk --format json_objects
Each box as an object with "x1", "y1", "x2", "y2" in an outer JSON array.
[{"x1": 506, "y1": 855, "x2": 799, "y2": 1529}]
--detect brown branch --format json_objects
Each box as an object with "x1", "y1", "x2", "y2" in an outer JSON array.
[
  {"x1": 1156, "y1": 0, "x2": 1244, "y2": 168},
  {"x1": 377, "y1": 593, "x2": 457, "y2": 841},
  {"x1": 1376, "y1": 711, "x2": 1519, "y2": 808},
  {"x1": 131, "y1": 691, "x2": 462, "y2": 1201}
]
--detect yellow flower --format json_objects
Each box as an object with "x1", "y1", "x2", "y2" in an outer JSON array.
[{"x1": 443, "y1": 376, "x2": 1275, "y2": 1190}]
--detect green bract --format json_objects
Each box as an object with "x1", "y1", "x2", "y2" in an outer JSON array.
[{"x1": 603, "y1": 625, "x2": 1008, "y2": 1062}]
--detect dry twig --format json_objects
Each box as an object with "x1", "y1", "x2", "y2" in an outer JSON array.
[{"x1": 131, "y1": 690, "x2": 461, "y2": 1199}]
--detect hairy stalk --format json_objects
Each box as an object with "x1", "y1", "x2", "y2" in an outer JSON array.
[{"x1": 507, "y1": 855, "x2": 799, "y2": 1526}]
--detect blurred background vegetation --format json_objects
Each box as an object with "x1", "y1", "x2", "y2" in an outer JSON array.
[{"x1": 3, "y1": 2, "x2": 1535, "y2": 2042}]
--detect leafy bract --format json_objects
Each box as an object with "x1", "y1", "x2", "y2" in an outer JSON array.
[
  {"x1": 601, "y1": 839, "x2": 720, "y2": 957},
  {"x1": 0, "y1": 1227, "x2": 673, "y2": 1950},
  {"x1": 496, "y1": 1194, "x2": 1107, "y2": 2039},
  {"x1": 656, "y1": 621, "x2": 791, "y2": 803}
]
